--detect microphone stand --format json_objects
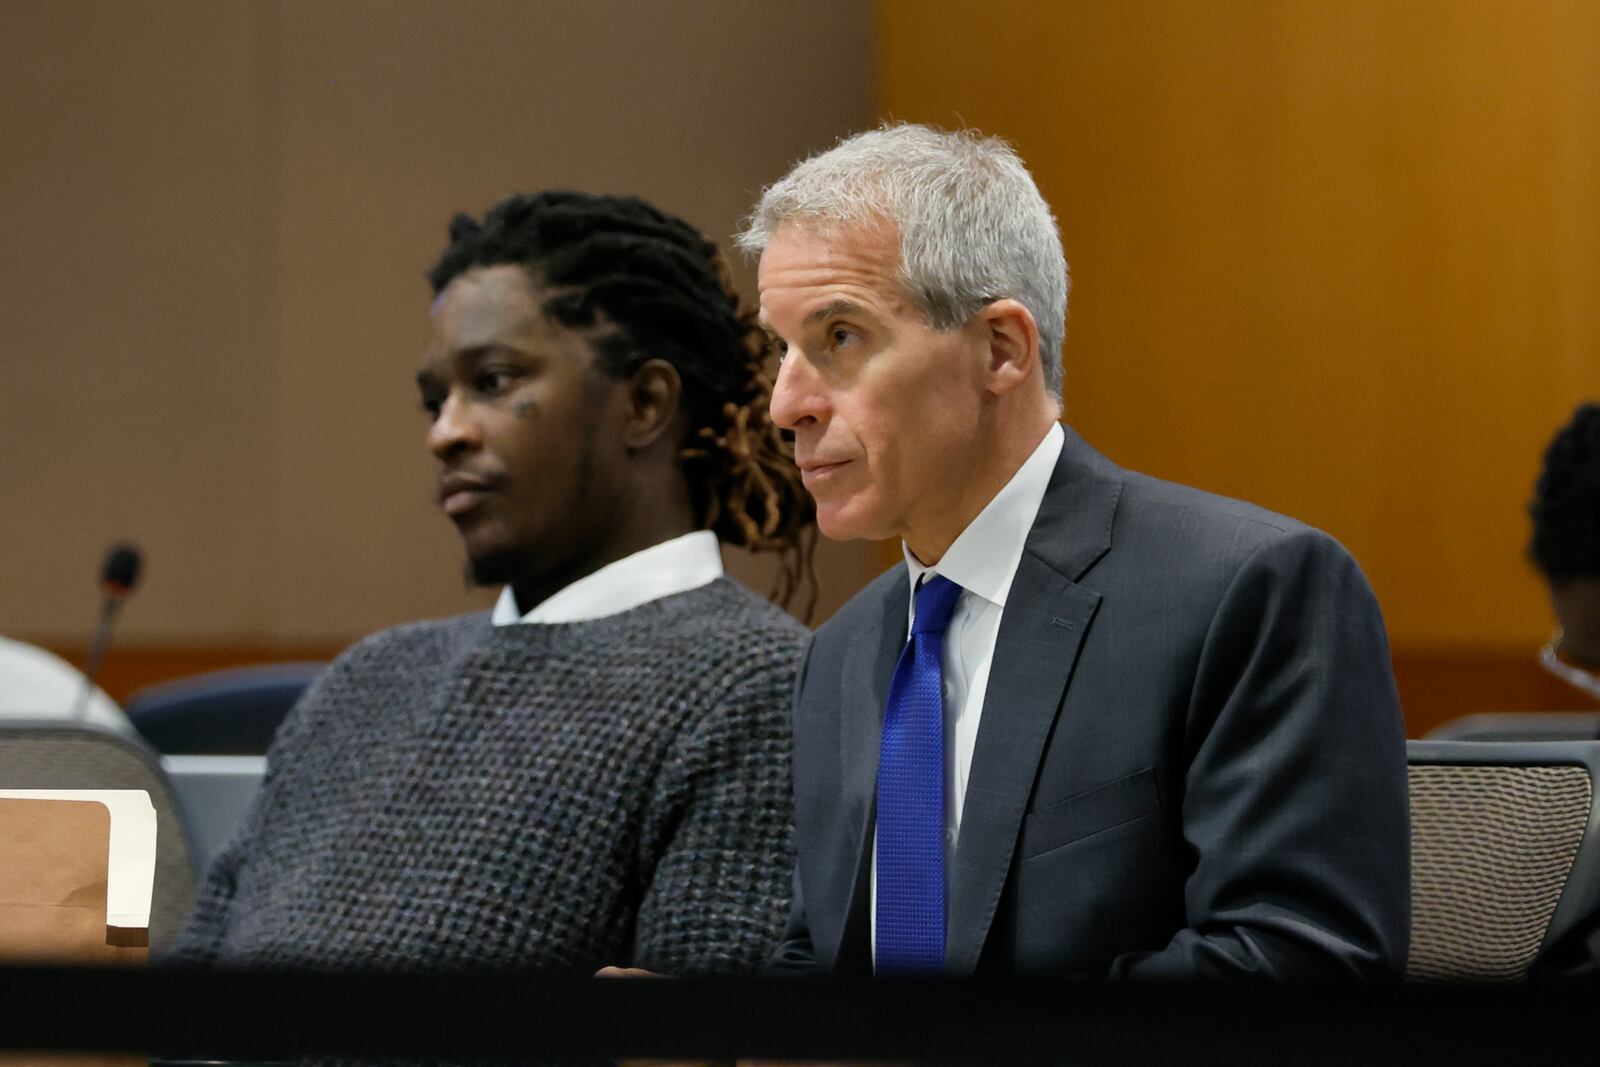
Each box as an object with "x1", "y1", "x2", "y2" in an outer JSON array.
[{"x1": 74, "y1": 592, "x2": 125, "y2": 722}]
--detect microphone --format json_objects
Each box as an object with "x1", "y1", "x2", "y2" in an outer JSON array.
[{"x1": 75, "y1": 542, "x2": 143, "y2": 721}]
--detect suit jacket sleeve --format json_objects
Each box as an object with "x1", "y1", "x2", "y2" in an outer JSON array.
[
  {"x1": 764, "y1": 639, "x2": 826, "y2": 976},
  {"x1": 1107, "y1": 527, "x2": 1410, "y2": 981},
  {"x1": 765, "y1": 866, "x2": 824, "y2": 975}
]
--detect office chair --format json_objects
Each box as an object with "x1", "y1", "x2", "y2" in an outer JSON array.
[
  {"x1": 159, "y1": 753, "x2": 267, "y2": 867},
  {"x1": 1407, "y1": 739, "x2": 1600, "y2": 981},
  {"x1": 1425, "y1": 712, "x2": 1600, "y2": 743},
  {"x1": 125, "y1": 661, "x2": 323, "y2": 755},
  {"x1": 0, "y1": 719, "x2": 199, "y2": 953}
]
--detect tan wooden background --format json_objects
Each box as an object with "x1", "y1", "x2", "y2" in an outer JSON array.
[
  {"x1": 1, "y1": 1, "x2": 884, "y2": 662},
  {"x1": 879, "y1": 0, "x2": 1600, "y2": 733}
]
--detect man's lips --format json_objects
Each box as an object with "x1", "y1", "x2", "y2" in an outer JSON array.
[
  {"x1": 438, "y1": 474, "x2": 497, "y2": 517},
  {"x1": 798, "y1": 458, "x2": 851, "y2": 484}
]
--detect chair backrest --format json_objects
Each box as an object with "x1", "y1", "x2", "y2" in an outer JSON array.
[
  {"x1": 1426, "y1": 712, "x2": 1600, "y2": 743},
  {"x1": 159, "y1": 754, "x2": 267, "y2": 867},
  {"x1": 1406, "y1": 739, "x2": 1600, "y2": 982},
  {"x1": 0, "y1": 720, "x2": 198, "y2": 952},
  {"x1": 125, "y1": 661, "x2": 324, "y2": 755}
]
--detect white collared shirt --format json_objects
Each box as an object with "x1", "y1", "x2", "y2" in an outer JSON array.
[
  {"x1": 490, "y1": 529, "x2": 724, "y2": 625},
  {"x1": 872, "y1": 421, "x2": 1065, "y2": 964},
  {"x1": 902, "y1": 421, "x2": 1065, "y2": 837}
]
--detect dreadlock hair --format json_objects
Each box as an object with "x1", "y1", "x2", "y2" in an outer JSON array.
[
  {"x1": 1529, "y1": 402, "x2": 1600, "y2": 585},
  {"x1": 427, "y1": 191, "x2": 817, "y2": 616}
]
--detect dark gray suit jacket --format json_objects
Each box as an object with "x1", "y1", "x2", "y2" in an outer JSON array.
[{"x1": 771, "y1": 427, "x2": 1410, "y2": 980}]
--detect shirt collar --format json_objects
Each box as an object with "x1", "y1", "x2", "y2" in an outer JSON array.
[
  {"x1": 903, "y1": 422, "x2": 1065, "y2": 610},
  {"x1": 491, "y1": 529, "x2": 724, "y2": 625}
]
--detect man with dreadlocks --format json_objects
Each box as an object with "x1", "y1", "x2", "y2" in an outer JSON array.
[{"x1": 169, "y1": 192, "x2": 815, "y2": 978}]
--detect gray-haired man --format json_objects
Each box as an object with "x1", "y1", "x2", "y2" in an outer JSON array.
[{"x1": 745, "y1": 124, "x2": 1409, "y2": 980}]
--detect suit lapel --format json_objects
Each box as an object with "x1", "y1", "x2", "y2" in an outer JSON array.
[
  {"x1": 826, "y1": 566, "x2": 908, "y2": 968},
  {"x1": 945, "y1": 426, "x2": 1124, "y2": 974}
]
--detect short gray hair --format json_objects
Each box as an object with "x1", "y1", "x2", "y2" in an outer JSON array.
[{"x1": 737, "y1": 123, "x2": 1069, "y2": 399}]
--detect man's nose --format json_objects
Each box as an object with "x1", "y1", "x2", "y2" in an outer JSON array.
[
  {"x1": 769, "y1": 350, "x2": 827, "y2": 431},
  {"x1": 427, "y1": 392, "x2": 481, "y2": 459}
]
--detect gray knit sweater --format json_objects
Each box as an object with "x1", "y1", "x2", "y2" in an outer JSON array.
[{"x1": 169, "y1": 578, "x2": 807, "y2": 977}]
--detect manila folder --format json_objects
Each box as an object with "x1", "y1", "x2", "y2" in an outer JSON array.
[{"x1": 0, "y1": 797, "x2": 145, "y2": 964}]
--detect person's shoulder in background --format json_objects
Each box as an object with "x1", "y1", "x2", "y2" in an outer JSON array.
[{"x1": 0, "y1": 633, "x2": 132, "y2": 736}]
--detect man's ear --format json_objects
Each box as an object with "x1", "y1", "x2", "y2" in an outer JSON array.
[
  {"x1": 622, "y1": 358, "x2": 683, "y2": 451},
  {"x1": 977, "y1": 298, "x2": 1041, "y2": 397}
]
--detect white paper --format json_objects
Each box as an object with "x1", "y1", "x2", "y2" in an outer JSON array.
[{"x1": 0, "y1": 789, "x2": 157, "y2": 929}]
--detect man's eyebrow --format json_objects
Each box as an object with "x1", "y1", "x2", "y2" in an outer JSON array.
[
  {"x1": 418, "y1": 343, "x2": 516, "y2": 380},
  {"x1": 755, "y1": 300, "x2": 869, "y2": 339},
  {"x1": 805, "y1": 299, "x2": 867, "y2": 324}
]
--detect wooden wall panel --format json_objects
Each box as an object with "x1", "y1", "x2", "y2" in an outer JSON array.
[
  {"x1": 0, "y1": 3, "x2": 274, "y2": 642},
  {"x1": 2, "y1": 1, "x2": 881, "y2": 652},
  {"x1": 879, "y1": 0, "x2": 1600, "y2": 725}
]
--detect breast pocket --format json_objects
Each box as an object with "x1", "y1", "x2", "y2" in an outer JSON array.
[{"x1": 1019, "y1": 767, "x2": 1161, "y2": 860}]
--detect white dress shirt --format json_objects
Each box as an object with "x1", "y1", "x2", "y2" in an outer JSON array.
[
  {"x1": 872, "y1": 421, "x2": 1065, "y2": 962},
  {"x1": 490, "y1": 529, "x2": 725, "y2": 625}
]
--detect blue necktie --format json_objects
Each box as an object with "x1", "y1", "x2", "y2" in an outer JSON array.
[{"x1": 875, "y1": 572, "x2": 962, "y2": 975}]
